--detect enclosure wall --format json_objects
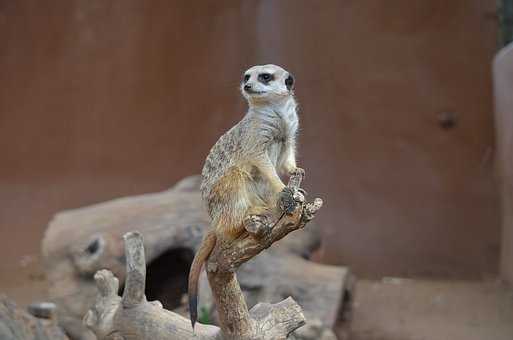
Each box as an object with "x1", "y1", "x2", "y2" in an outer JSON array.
[{"x1": 0, "y1": 0, "x2": 499, "y2": 278}]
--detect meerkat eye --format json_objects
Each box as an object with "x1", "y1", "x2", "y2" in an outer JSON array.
[
  {"x1": 258, "y1": 73, "x2": 274, "y2": 84},
  {"x1": 243, "y1": 74, "x2": 250, "y2": 83},
  {"x1": 285, "y1": 74, "x2": 294, "y2": 90}
]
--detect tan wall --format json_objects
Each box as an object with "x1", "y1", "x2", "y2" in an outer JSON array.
[{"x1": 0, "y1": 0, "x2": 500, "y2": 278}]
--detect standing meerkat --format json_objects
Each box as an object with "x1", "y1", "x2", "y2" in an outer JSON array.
[{"x1": 188, "y1": 64, "x2": 303, "y2": 329}]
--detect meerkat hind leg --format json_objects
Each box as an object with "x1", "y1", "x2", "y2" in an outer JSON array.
[{"x1": 243, "y1": 205, "x2": 274, "y2": 238}]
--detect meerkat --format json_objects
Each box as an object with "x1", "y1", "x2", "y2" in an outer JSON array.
[{"x1": 188, "y1": 64, "x2": 302, "y2": 329}]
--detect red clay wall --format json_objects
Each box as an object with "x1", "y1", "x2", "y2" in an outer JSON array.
[{"x1": 0, "y1": 0, "x2": 500, "y2": 278}]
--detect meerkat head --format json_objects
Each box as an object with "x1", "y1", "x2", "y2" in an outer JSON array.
[{"x1": 240, "y1": 64, "x2": 294, "y2": 106}]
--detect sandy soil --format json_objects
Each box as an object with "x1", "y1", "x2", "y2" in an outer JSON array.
[
  {"x1": 346, "y1": 278, "x2": 513, "y2": 340},
  {"x1": 2, "y1": 250, "x2": 513, "y2": 340}
]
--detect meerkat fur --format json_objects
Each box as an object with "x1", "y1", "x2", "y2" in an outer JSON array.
[{"x1": 188, "y1": 64, "x2": 301, "y2": 329}]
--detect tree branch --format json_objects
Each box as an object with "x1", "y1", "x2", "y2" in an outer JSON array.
[
  {"x1": 84, "y1": 232, "x2": 221, "y2": 340},
  {"x1": 122, "y1": 232, "x2": 146, "y2": 308},
  {"x1": 205, "y1": 171, "x2": 322, "y2": 339}
]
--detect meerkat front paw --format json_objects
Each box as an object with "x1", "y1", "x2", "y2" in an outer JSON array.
[{"x1": 279, "y1": 187, "x2": 305, "y2": 215}]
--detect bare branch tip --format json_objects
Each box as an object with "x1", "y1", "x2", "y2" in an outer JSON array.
[
  {"x1": 123, "y1": 231, "x2": 143, "y2": 242},
  {"x1": 312, "y1": 198, "x2": 323, "y2": 209},
  {"x1": 83, "y1": 310, "x2": 96, "y2": 328},
  {"x1": 94, "y1": 269, "x2": 119, "y2": 296}
]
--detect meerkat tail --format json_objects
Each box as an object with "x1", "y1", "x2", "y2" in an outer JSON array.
[{"x1": 188, "y1": 230, "x2": 217, "y2": 330}]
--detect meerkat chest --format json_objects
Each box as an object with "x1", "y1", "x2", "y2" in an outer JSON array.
[
  {"x1": 280, "y1": 108, "x2": 298, "y2": 139},
  {"x1": 266, "y1": 106, "x2": 298, "y2": 140},
  {"x1": 266, "y1": 108, "x2": 298, "y2": 164}
]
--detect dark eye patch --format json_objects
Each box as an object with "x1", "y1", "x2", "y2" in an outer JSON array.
[
  {"x1": 285, "y1": 74, "x2": 294, "y2": 90},
  {"x1": 258, "y1": 73, "x2": 274, "y2": 84},
  {"x1": 243, "y1": 74, "x2": 250, "y2": 82}
]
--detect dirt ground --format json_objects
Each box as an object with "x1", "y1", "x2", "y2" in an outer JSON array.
[
  {"x1": 2, "y1": 258, "x2": 513, "y2": 340},
  {"x1": 346, "y1": 279, "x2": 513, "y2": 340}
]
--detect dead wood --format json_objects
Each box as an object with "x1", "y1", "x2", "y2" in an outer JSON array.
[
  {"x1": 198, "y1": 252, "x2": 351, "y2": 331},
  {"x1": 84, "y1": 171, "x2": 322, "y2": 339},
  {"x1": 84, "y1": 233, "x2": 304, "y2": 340},
  {"x1": 42, "y1": 175, "x2": 346, "y2": 340}
]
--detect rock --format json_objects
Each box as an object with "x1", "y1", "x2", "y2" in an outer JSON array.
[
  {"x1": 27, "y1": 302, "x2": 57, "y2": 319},
  {"x1": 290, "y1": 318, "x2": 339, "y2": 340},
  {"x1": 0, "y1": 295, "x2": 68, "y2": 340}
]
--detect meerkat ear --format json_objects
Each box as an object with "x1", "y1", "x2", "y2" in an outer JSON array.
[{"x1": 285, "y1": 74, "x2": 294, "y2": 91}]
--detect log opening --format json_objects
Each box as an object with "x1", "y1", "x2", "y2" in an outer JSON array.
[{"x1": 146, "y1": 247, "x2": 194, "y2": 310}]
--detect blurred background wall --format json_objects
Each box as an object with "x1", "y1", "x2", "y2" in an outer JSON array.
[{"x1": 0, "y1": 0, "x2": 500, "y2": 279}]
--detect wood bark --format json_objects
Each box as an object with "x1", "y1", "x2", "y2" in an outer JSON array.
[
  {"x1": 198, "y1": 253, "x2": 351, "y2": 332},
  {"x1": 84, "y1": 172, "x2": 322, "y2": 339}
]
